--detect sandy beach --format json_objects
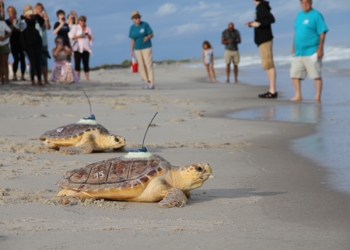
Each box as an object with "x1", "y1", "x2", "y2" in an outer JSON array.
[{"x1": 1, "y1": 64, "x2": 350, "y2": 250}]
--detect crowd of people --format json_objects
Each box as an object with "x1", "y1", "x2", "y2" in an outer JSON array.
[
  {"x1": 0, "y1": 1, "x2": 328, "y2": 102},
  {"x1": 0, "y1": 1, "x2": 93, "y2": 86}
]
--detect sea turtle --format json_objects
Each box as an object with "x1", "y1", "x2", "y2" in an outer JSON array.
[
  {"x1": 40, "y1": 116, "x2": 126, "y2": 154},
  {"x1": 57, "y1": 152, "x2": 213, "y2": 208}
]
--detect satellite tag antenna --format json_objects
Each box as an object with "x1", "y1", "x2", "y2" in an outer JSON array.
[
  {"x1": 82, "y1": 90, "x2": 95, "y2": 120},
  {"x1": 141, "y1": 112, "x2": 158, "y2": 151},
  {"x1": 128, "y1": 112, "x2": 158, "y2": 153}
]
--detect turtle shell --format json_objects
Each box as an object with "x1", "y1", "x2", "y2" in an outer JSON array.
[
  {"x1": 40, "y1": 124, "x2": 110, "y2": 139},
  {"x1": 58, "y1": 154, "x2": 171, "y2": 192}
]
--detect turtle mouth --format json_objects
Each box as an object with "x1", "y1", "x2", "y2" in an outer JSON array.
[{"x1": 199, "y1": 173, "x2": 212, "y2": 180}]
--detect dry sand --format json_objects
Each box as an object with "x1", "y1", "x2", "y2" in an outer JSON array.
[{"x1": 0, "y1": 65, "x2": 350, "y2": 250}]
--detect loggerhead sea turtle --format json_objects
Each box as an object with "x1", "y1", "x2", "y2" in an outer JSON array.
[
  {"x1": 57, "y1": 152, "x2": 213, "y2": 207},
  {"x1": 40, "y1": 115, "x2": 126, "y2": 154}
]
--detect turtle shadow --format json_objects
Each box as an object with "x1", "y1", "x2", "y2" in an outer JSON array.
[{"x1": 191, "y1": 188, "x2": 286, "y2": 203}]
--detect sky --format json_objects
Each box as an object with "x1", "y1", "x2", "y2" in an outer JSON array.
[{"x1": 4, "y1": 0, "x2": 350, "y2": 67}]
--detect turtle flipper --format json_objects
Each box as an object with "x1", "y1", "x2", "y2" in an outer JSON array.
[
  {"x1": 158, "y1": 188, "x2": 188, "y2": 208},
  {"x1": 59, "y1": 144, "x2": 94, "y2": 154}
]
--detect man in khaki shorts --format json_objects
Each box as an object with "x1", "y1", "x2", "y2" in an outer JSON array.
[
  {"x1": 222, "y1": 22, "x2": 241, "y2": 83},
  {"x1": 291, "y1": 0, "x2": 328, "y2": 102}
]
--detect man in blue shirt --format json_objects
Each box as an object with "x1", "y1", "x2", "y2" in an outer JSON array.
[
  {"x1": 129, "y1": 11, "x2": 155, "y2": 89},
  {"x1": 290, "y1": 0, "x2": 328, "y2": 102}
]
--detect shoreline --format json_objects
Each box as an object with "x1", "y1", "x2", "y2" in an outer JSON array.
[{"x1": 1, "y1": 64, "x2": 350, "y2": 249}]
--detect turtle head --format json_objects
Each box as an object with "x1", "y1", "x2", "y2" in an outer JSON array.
[
  {"x1": 104, "y1": 134, "x2": 126, "y2": 150},
  {"x1": 177, "y1": 163, "x2": 213, "y2": 191}
]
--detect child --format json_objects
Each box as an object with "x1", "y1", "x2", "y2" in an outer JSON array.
[
  {"x1": 51, "y1": 37, "x2": 78, "y2": 84},
  {"x1": 202, "y1": 40, "x2": 217, "y2": 83}
]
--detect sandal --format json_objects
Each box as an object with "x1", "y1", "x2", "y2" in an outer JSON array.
[{"x1": 258, "y1": 91, "x2": 278, "y2": 99}]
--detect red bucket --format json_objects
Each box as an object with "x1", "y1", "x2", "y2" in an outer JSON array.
[{"x1": 131, "y1": 62, "x2": 138, "y2": 73}]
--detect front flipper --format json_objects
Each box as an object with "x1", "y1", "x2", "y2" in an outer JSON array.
[
  {"x1": 158, "y1": 188, "x2": 188, "y2": 208},
  {"x1": 59, "y1": 144, "x2": 94, "y2": 155}
]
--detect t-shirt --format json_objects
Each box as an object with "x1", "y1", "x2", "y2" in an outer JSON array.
[
  {"x1": 294, "y1": 9, "x2": 328, "y2": 57},
  {"x1": 54, "y1": 22, "x2": 71, "y2": 47},
  {"x1": 129, "y1": 21, "x2": 153, "y2": 50},
  {"x1": 222, "y1": 29, "x2": 241, "y2": 51}
]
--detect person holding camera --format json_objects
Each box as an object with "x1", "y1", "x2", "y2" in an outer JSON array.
[
  {"x1": 247, "y1": 0, "x2": 277, "y2": 99},
  {"x1": 53, "y1": 9, "x2": 70, "y2": 47},
  {"x1": 68, "y1": 15, "x2": 93, "y2": 81},
  {"x1": 35, "y1": 3, "x2": 51, "y2": 84},
  {"x1": 21, "y1": 5, "x2": 45, "y2": 86}
]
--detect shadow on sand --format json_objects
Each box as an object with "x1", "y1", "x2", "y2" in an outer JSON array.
[{"x1": 192, "y1": 188, "x2": 286, "y2": 203}]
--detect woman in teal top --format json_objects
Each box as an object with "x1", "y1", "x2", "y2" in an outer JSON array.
[{"x1": 129, "y1": 11, "x2": 155, "y2": 89}]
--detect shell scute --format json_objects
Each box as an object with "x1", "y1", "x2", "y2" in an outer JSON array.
[
  {"x1": 41, "y1": 124, "x2": 109, "y2": 139},
  {"x1": 67, "y1": 168, "x2": 90, "y2": 183},
  {"x1": 107, "y1": 160, "x2": 129, "y2": 183},
  {"x1": 87, "y1": 162, "x2": 111, "y2": 184}
]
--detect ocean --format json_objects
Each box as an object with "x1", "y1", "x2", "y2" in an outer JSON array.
[{"x1": 193, "y1": 45, "x2": 350, "y2": 196}]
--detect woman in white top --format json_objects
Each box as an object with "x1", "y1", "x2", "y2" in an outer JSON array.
[
  {"x1": 68, "y1": 15, "x2": 93, "y2": 81},
  {"x1": 0, "y1": 1, "x2": 11, "y2": 84}
]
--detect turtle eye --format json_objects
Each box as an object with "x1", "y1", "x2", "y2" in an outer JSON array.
[
  {"x1": 196, "y1": 166, "x2": 203, "y2": 172},
  {"x1": 115, "y1": 137, "x2": 120, "y2": 142}
]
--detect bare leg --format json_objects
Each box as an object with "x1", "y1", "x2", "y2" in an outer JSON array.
[
  {"x1": 205, "y1": 64, "x2": 211, "y2": 82},
  {"x1": 226, "y1": 64, "x2": 231, "y2": 83},
  {"x1": 234, "y1": 65, "x2": 239, "y2": 83},
  {"x1": 266, "y1": 67, "x2": 277, "y2": 93},
  {"x1": 314, "y1": 78, "x2": 323, "y2": 103},
  {"x1": 211, "y1": 65, "x2": 217, "y2": 82},
  {"x1": 42, "y1": 67, "x2": 49, "y2": 84},
  {"x1": 291, "y1": 78, "x2": 303, "y2": 102},
  {"x1": 85, "y1": 72, "x2": 90, "y2": 81}
]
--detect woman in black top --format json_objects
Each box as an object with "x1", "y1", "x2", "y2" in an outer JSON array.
[
  {"x1": 53, "y1": 9, "x2": 70, "y2": 47},
  {"x1": 247, "y1": 0, "x2": 277, "y2": 99},
  {"x1": 22, "y1": 7, "x2": 44, "y2": 85}
]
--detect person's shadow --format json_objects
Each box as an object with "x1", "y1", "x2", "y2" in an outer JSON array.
[{"x1": 190, "y1": 188, "x2": 286, "y2": 204}]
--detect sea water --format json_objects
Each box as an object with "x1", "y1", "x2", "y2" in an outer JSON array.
[
  {"x1": 189, "y1": 46, "x2": 350, "y2": 195},
  {"x1": 223, "y1": 48, "x2": 350, "y2": 196}
]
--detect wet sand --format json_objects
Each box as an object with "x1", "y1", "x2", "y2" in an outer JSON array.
[{"x1": 0, "y1": 64, "x2": 350, "y2": 249}]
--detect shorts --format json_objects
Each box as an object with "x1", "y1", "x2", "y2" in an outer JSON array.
[
  {"x1": 224, "y1": 50, "x2": 240, "y2": 65},
  {"x1": 290, "y1": 53, "x2": 322, "y2": 80},
  {"x1": 259, "y1": 40, "x2": 275, "y2": 70},
  {"x1": 0, "y1": 44, "x2": 10, "y2": 54}
]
